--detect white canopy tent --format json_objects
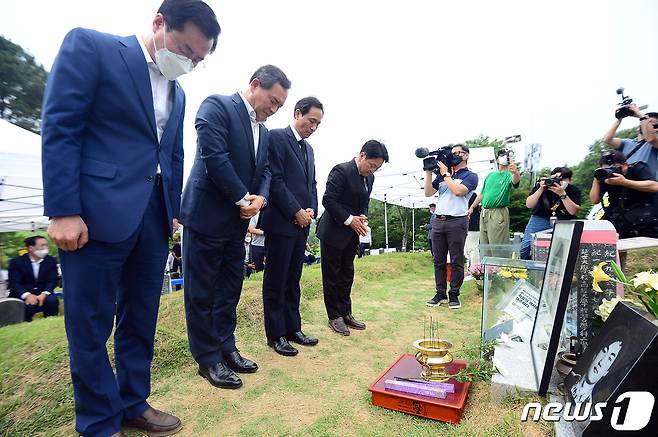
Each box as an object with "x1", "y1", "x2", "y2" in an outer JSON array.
[
  {"x1": 0, "y1": 119, "x2": 48, "y2": 232},
  {"x1": 370, "y1": 147, "x2": 497, "y2": 250}
]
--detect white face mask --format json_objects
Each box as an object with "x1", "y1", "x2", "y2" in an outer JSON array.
[
  {"x1": 153, "y1": 28, "x2": 194, "y2": 81},
  {"x1": 498, "y1": 156, "x2": 509, "y2": 166},
  {"x1": 34, "y1": 249, "x2": 49, "y2": 259}
]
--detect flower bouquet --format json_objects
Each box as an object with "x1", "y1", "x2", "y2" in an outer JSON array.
[{"x1": 591, "y1": 261, "x2": 658, "y2": 319}]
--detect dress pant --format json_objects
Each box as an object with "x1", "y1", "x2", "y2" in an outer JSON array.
[
  {"x1": 431, "y1": 215, "x2": 468, "y2": 296},
  {"x1": 59, "y1": 185, "x2": 169, "y2": 437},
  {"x1": 320, "y1": 237, "x2": 359, "y2": 320},
  {"x1": 250, "y1": 244, "x2": 266, "y2": 272},
  {"x1": 24, "y1": 293, "x2": 60, "y2": 321},
  {"x1": 262, "y1": 233, "x2": 306, "y2": 340},
  {"x1": 183, "y1": 227, "x2": 245, "y2": 368}
]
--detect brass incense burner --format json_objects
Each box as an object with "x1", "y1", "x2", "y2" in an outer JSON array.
[{"x1": 413, "y1": 339, "x2": 453, "y2": 381}]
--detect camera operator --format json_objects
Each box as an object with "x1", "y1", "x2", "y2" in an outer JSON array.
[
  {"x1": 520, "y1": 167, "x2": 581, "y2": 259},
  {"x1": 423, "y1": 144, "x2": 478, "y2": 309},
  {"x1": 469, "y1": 149, "x2": 521, "y2": 245},
  {"x1": 602, "y1": 105, "x2": 658, "y2": 179},
  {"x1": 590, "y1": 151, "x2": 658, "y2": 238}
]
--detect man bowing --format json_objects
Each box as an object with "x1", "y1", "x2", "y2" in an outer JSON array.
[
  {"x1": 261, "y1": 97, "x2": 323, "y2": 356},
  {"x1": 180, "y1": 65, "x2": 290, "y2": 389}
]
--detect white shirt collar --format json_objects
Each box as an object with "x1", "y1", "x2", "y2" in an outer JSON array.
[
  {"x1": 30, "y1": 255, "x2": 43, "y2": 265},
  {"x1": 290, "y1": 124, "x2": 302, "y2": 142},
  {"x1": 239, "y1": 92, "x2": 258, "y2": 125},
  {"x1": 137, "y1": 34, "x2": 162, "y2": 74}
]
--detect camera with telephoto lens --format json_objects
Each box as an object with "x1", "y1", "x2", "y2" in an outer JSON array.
[
  {"x1": 415, "y1": 146, "x2": 463, "y2": 173},
  {"x1": 594, "y1": 151, "x2": 623, "y2": 181}
]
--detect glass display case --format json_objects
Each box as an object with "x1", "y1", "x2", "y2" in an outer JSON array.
[{"x1": 480, "y1": 256, "x2": 547, "y2": 345}]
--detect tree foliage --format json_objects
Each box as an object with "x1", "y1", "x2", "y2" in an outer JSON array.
[{"x1": 0, "y1": 35, "x2": 48, "y2": 133}]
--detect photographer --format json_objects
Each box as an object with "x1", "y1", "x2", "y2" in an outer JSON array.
[
  {"x1": 423, "y1": 144, "x2": 478, "y2": 309},
  {"x1": 469, "y1": 149, "x2": 521, "y2": 245},
  {"x1": 590, "y1": 151, "x2": 658, "y2": 238},
  {"x1": 520, "y1": 167, "x2": 581, "y2": 259},
  {"x1": 602, "y1": 105, "x2": 658, "y2": 179}
]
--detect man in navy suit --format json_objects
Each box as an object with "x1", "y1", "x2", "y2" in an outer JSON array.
[
  {"x1": 180, "y1": 65, "x2": 290, "y2": 389},
  {"x1": 8, "y1": 236, "x2": 59, "y2": 322},
  {"x1": 316, "y1": 141, "x2": 389, "y2": 336},
  {"x1": 260, "y1": 97, "x2": 323, "y2": 357},
  {"x1": 41, "y1": 2, "x2": 220, "y2": 436}
]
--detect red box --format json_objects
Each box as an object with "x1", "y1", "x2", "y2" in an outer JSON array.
[{"x1": 368, "y1": 353, "x2": 470, "y2": 423}]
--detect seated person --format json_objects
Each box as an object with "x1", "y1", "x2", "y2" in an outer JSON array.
[
  {"x1": 590, "y1": 150, "x2": 658, "y2": 238},
  {"x1": 520, "y1": 167, "x2": 581, "y2": 259},
  {"x1": 8, "y1": 236, "x2": 59, "y2": 321}
]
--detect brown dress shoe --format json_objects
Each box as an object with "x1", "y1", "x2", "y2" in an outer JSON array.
[
  {"x1": 328, "y1": 317, "x2": 350, "y2": 336},
  {"x1": 123, "y1": 407, "x2": 182, "y2": 437},
  {"x1": 344, "y1": 314, "x2": 366, "y2": 330}
]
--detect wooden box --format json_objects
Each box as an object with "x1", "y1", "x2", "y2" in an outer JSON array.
[{"x1": 368, "y1": 353, "x2": 471, "y2": 423}]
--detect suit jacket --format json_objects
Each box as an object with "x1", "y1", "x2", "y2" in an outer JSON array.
[
  {"x1": 179, "y1": 93, "x2": 271, "y2": 237},
  {"x1": 260, "y1": 126, "x2": 317, "y2": 237},
  {"x1": 41, "y1": 28, "x2": 185, "y2": 243},
  {"x1": 8, "y1": 254, "x2": 58, "y2": 299},
  {"x1": 316, "y1": 159, "x2": 373, "y2": 249}
]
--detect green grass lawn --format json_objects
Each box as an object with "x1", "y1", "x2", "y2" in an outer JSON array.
[{"x1": 1, "y1": 252, "x2": 556, "y2": 437}]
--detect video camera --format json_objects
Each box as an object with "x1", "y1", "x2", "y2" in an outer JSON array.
[
  {"x1": 593, "y1": 151, "x2": 623, "y2": 181},
  {"x1": 415, "y1": 146, "x2": 463, "y2": 172},
  {"x1": 615, "y1": 87, "x2": 648, "y2": 119}
]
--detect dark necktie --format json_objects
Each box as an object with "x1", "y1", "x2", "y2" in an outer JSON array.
[
  {"x1": 298, "y1": 139, "x2": 308, "y2": 168},
  {"x1": 362, "y1": 176, "x2": 368, "y2": 192}
]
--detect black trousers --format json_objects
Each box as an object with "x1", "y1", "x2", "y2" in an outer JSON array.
[
  {"x1": 431, "y1": 216, "x2": 468, "y2": 296},
  {"x1": 250, "y1": 244, "x2": 266, "y2": 272},
  {"x1": 262, "y1": 233, "x2": 306, "y2": 340},
  {"x1": 183, "y1": 227, "x2": 244, "y2": 368},
  {"x1": 24, "y1": 293, "x2": 60, "y2": 321},
  {"x1": 320, "y1": 238, "x2": 359, "y2": 320}
]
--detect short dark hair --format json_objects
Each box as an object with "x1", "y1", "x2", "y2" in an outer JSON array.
[
  {"x1": 599, "y1": 150, "x2": 626, "y2": 165},
  {"x1": 552, "y1": 166, "x2": 573, "y2": 179},
  {"x1": 158, "y1": 0, "x2": 221, "y2": 53},
  {"x1": 294, "y1": 96, "x2": 323, "y2": 116},
  {"x1": 360, "y1": 140, "x2": 389, "y2": 162},
  {"x1": 250, "y1": 65, "x2": 291, "y2": 90},
  {"x1": 453, "y1": 143, "x2": 470, "y2": 154},
  {"x1": 24, "y1": 235, "x2": 46, "y2": 248},
  {"x1": 646, "y1": 112, "x2": 658, "y2": 119},
  {"x1": 429, "y1": 203, "x2": 436, "y2": 208}
]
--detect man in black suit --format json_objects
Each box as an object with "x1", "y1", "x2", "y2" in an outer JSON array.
[
  {"x1": 317, "y1": 140, "x2": 389, "y2": 335},
  {"x1": 8, "y1": 236, "x2": 59, "y2": 322},
  {"x1": 260, "y1": 97, "x2": 323, "y2": 356},
  {"x1": 180, "y1": 65, "x2": 290, "y2": 389}
]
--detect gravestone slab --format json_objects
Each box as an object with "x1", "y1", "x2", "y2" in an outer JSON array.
[
  {"x1": 533, "y1": 220, "x2": 619, "y2": 352},
  {"x1": 0, "y1": 297, "x2": 25, "y2": 327},
  {"x1": 564, "y1": 301, "x2": 658, "y2": 436}
]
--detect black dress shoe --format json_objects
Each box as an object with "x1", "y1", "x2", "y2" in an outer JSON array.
[
  {"x1": 344, "y1": 314, "x2": 366, "y2": 330},
  {"x1": 328, "y1": 317, "x2": 350, "y2": 336},
  {"x1": 267, "y1": 336, "x2": 299, "y2": 356},
  {"x1": 198, "y1": 363, "x2": 242, "y2": 389},
  {"x1": 287, "y1": 331, "x2": 319, "y2": 346},
  {"x1": 226, "y1": 350, "x2": 258, "y2": 373}
]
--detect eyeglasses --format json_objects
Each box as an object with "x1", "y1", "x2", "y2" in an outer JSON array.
[{"x1": 168, "y1": 29, "x2": 205, "y2": 66}]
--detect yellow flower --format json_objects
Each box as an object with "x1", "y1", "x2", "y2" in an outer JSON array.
[
  {"x1": 513, "y1": 271, "x2": 528, "y2": 279},
  {"x1": 499, "y1": 269, "x2": 512, "y2": 278},
  {"x1": 632, "y1": 271, "x2": 658, "y2": 291},
  {"x1": 591, "y1": 262, "x2": 612, "y2": 293}
]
